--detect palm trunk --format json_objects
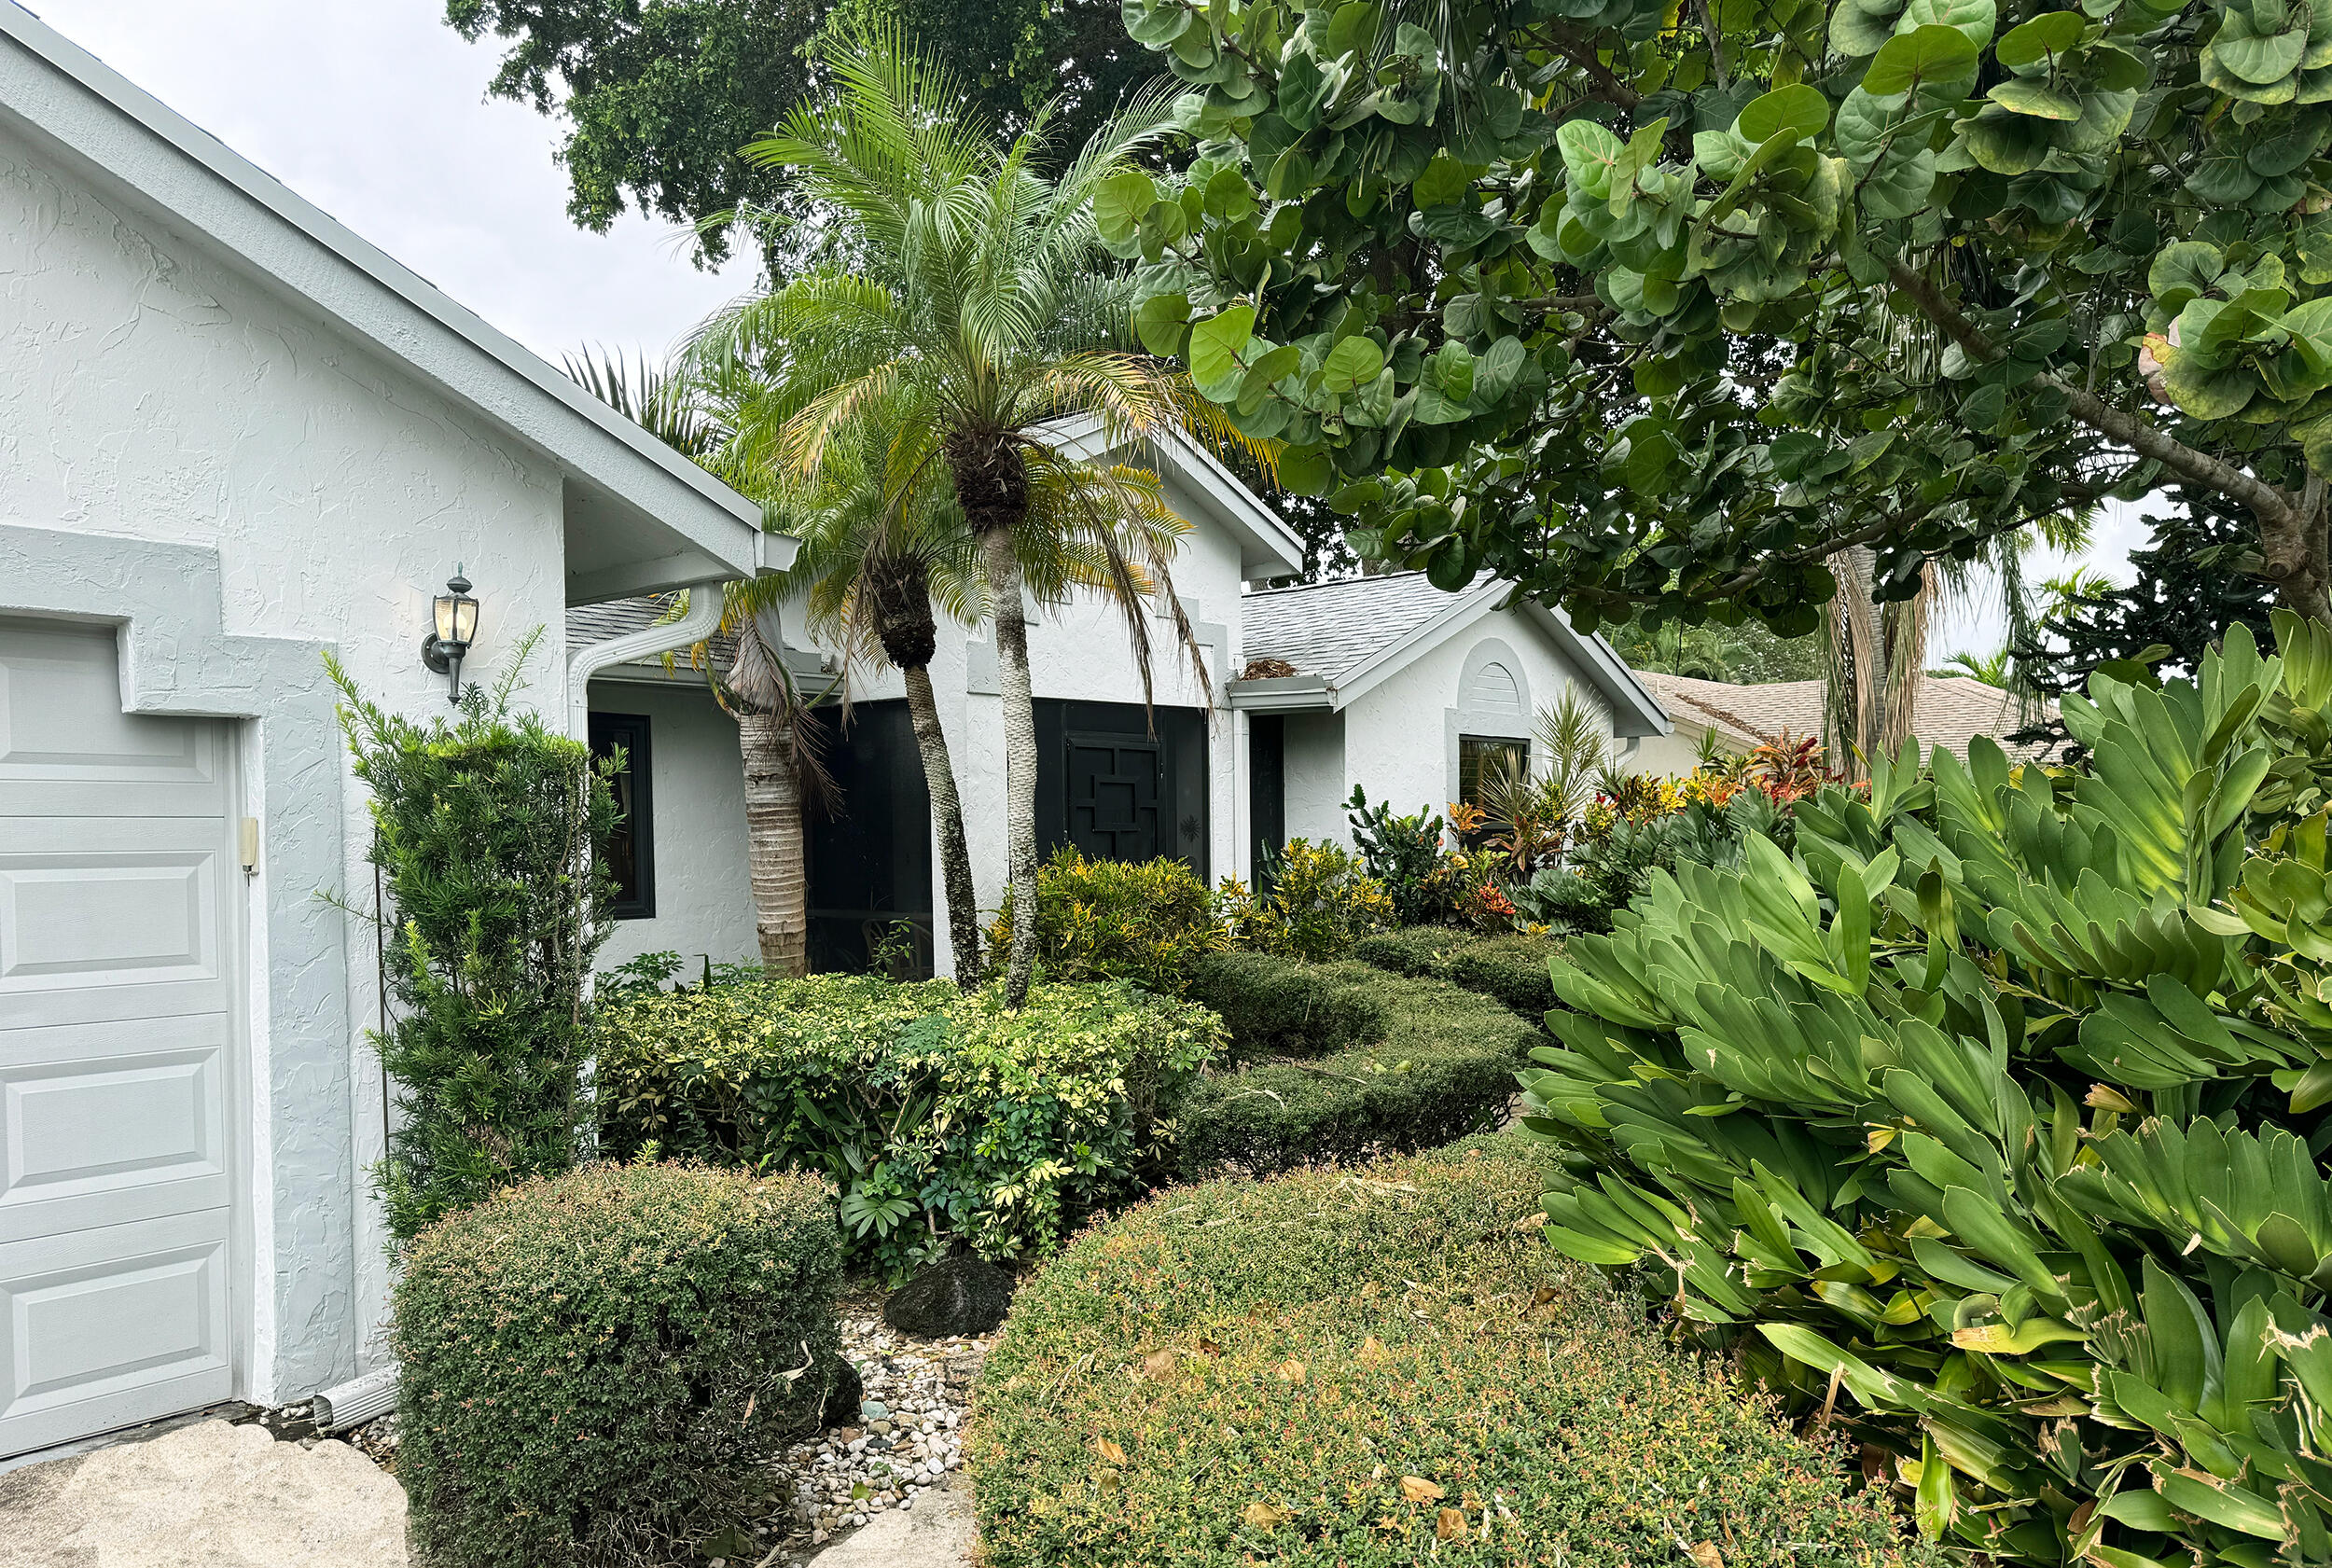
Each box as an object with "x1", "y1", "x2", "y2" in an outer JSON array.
[
  {"x1": 738, "y1": 707, "x2": 809, "y2": 977},
  {"x1": 977, "y1": 524, "x2": 1040, "y2": 1007},
  {"x1": 903, "y1": 663, "x2": 982, "y2": 988}
]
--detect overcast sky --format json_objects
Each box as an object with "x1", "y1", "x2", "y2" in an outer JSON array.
[
  {"x1": 33, "y1": 0, "x2": 756, "y2": 365},
  {"x1": 30, "y1": 0, "x2": 2147, "y2": 659}
]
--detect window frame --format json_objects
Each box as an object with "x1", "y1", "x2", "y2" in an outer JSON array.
[
  {"x1": 1457, "y1": 733, "x2": 1531, "y2": 813},
  {"x1": 589, "y1": 711, "x2": 656, "y2": 921}
]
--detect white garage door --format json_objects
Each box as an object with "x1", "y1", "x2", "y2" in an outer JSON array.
[{"x1": 0, "y1": 621, "x2": 239, "y2": 1458}]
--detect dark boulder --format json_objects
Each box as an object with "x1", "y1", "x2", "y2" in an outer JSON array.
[
  {"x1": 883, "y1": 1256, "x2": 1012, "y2": 1339},
  {"x1": 819, "y1": 1353, "x2": 864, "y2": 1429}
]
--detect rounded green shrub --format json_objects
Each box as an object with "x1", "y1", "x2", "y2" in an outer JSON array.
[
  {"x1": 392, "y1": 1162, "x2": 846, "y2": 1568},
  {"x1": 1352, "y1": 925, "x2": 1563, "y2": 1019},
  {"x1": 1179, "y1": 957, "x2": 1534, "y2": 1173},
  {"x1": 969, "y1": 1138, "x2": 1927, "y2": 1568}
]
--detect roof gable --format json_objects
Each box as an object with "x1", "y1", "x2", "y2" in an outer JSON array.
[
  {"x1": 1238, "y1": 572, "x2": 1669, "y2": 736},
  {"x1": 0, "y1": 3, "x2": 779, "y2": 596},
  {"x1": 1037, "y1": 414, "x2": 1306, "y2": 582}
]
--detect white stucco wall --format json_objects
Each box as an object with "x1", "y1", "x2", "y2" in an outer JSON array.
[
  {"x1": 1631, "y1": 727, "x2": 1711, "y2": 779},
  {"x1": 0, "y1": 119, "x2": 571, "y2": 1400},
  {"x1": 589, "y1": 677, "x2": 757, "y2": 974},
  {"x1": 1326, "y1": 614, "x2": 1619, "y2": 841}
]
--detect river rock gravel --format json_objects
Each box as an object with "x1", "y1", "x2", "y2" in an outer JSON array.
[{"x1": 735, "y1": 1300, "x2": 992, "y2": 1568}]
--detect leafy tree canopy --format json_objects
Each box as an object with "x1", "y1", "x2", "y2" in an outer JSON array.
[
  {"x1": 443, "y1": 0, "x2": 1159, "y2": 266},
  {"x1": 2027, "y1": 486, "x2": 2278, "y2": 685},
  {"x1": 1105, "y1": 0, "x2": 2332, "y2": 635}
]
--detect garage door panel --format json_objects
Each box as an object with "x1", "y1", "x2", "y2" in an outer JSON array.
[
  {"x1": 0, "y1": 624, "x2": 226, "y2": 817},
  {"x1": 0, "y1": 620, "x2": 240, "y2": 1458},
  {"x1": 0, "y1": 1214, "x2": 229, "y2": 1450},
  {"x1": 0, "y1": 1021, "x2": 226, "y2": 1244}
]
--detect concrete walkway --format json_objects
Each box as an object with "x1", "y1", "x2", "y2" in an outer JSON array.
[
  {"x1": 0, "y1": 1419, "x2": 408, "y2": 1568},
  {"x1": 803, "y1": 1473, "x2": 976, "y2": 1566}
]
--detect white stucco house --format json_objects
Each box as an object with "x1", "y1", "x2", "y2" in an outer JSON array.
[
  {"x1": 582, "y1": 560, "x2": 1670, "y2": 980},
  {"x1": 0, "y1": 7, "x2": 792, "y2": 1459},
  {"x1": 0, "y1": 0, "x2": 1673, "y2": 1465}
]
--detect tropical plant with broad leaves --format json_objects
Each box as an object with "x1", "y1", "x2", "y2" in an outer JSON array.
[
  {"x1": 687, "y1": 25, "x2": 1232, "y2": 1005},
  {"x1": 1523, "y1": 608, "x2": 2332, "y2": 1568},
  {"x1": 1108, "y1": 0, "x2": 2332, "y2": 637}
]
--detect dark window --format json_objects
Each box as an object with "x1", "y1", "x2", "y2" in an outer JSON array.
[
  {"x1": 589, "y1": 712, "x2": 655, "y2": 920},
  {"x1": 805, "y1": 700, "x2": 934, "y2": 977},
  {"x1": 1458, "y1": 734, "x2": 1529, "y2": 810},
  {"x1": 1248, "y1": 715, "x2": 1284, "y2": 894}
]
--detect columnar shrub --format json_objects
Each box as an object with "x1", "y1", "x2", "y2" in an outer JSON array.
[
  {"x1": 969, "y1": 1136, "x2": 1928, "y2": 1568},
  {"x1": 1528, "y1": 616, "x2": 2332, "y2": 1566},
  {"x1": 330, "y1": 645, "x2": 618, "y2": 1242},
  {"x1": 393, "y1": 1162, "x2": 845, "y2": 1568},
  {"x1": 596, "y1": 976, "x2": 1223, "y2": 1272}
]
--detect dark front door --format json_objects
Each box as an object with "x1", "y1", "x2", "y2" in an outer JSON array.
[
  {"x1": 804, "y1": 699, "x2": 934, "y2": 976},
  {"x1": 1034, "y1": 700, "x2": 1208, "y2": 876},
  {"x1": 1066, "y1": 733, "x2": 1164, "y2": 861}
]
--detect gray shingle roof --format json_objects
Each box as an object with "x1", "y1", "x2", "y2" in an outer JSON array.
[
  {"x1": 1240, "y1": 572, "x2": 1473, "y2": 685},
  {"x1": 1635, "y1": 671, "x2": 2058, "y2": 760}
]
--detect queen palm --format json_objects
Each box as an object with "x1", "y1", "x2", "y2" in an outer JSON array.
[{"x1": 689, "y1": 28, "x2": 1222, "y2": 1005}]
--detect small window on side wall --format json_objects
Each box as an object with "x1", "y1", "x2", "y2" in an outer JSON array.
[
  {"x1": 589, "y1": 712, "x2": 655, "y2": 920},
  {"x1": 1457, "y1": 734, "x2": 1529, "y2": 810}
]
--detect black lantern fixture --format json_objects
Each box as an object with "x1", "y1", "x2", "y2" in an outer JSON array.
[{"x1": 421, "y1": 565, "x2": 479, "y2": 704}]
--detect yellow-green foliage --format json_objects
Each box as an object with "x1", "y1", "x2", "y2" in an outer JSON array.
[
  {"x1": 596, "y1": 976, "x2": 1224, "y2": 1270},
  {"x1": 1235, "y1": 839, "x2": 1397, "y2": 960},
  {"x1": 969, "y1": 1137, "x2": 1929, "y2": 1568},
  {"x1": 393, "y1": 1162, "x2": 844, "y2": 1568},
  {"x1": 987, "y1": 849, "x2": 1226, "y2": 993}
]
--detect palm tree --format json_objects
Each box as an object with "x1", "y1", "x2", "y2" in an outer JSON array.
[
  {"x1": 688, "y1": 28, "x2": 1219, "y2": 1005},
  {"x1": 1937, "y1": 647, "x2": 2014, "y2": 687},
  {"x1": 565, "y1": 350, "x2": 832, "y2": 976}
]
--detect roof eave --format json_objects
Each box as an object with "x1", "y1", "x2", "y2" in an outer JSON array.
[
  {"x1": 0, "y1": 5, "x2": 767, "y2": 587},
  {"x1": 1228, "y1": 674, "x2": 1335, "y2": 712},
  {"x1": 1036, "y1": 413, "x2": 1307, "y2": 581}
]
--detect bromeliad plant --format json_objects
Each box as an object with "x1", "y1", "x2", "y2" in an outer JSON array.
[{"x1": 1523, "y1": 611, "x2": 2332, "y2": 1568}]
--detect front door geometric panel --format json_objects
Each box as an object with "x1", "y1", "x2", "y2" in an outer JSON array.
[{"x1": 0, "y1": 621, "x2": 238, "y2": 1457}]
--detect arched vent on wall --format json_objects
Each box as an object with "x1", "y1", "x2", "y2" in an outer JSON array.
[{"x1": 1469, "y1": 659, "x2": 1521, "y2": 715}]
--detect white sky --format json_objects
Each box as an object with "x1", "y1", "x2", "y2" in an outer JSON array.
[
  {"x1": 32, "y1": 0, "x2": 758, "y2": 366},
  {"x1": 30, "y1": 0, "x2": 2148, "y2": 653}
]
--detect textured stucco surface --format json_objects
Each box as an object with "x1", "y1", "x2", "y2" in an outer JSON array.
[
  {"x1": 0, "y1": 116, "x2": 569, "y2": 1401},
  {"x1": 589, "y1": 675, "x2": 759, "y2": 974}
]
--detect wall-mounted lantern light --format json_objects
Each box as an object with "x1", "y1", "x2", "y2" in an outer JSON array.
[{"x1": 421, "y1": 565, "x2": 479, "y2": 704}]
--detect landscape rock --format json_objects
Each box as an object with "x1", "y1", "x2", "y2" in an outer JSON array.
[
  {"x1": 0, "y1": 1418, "x2": 407, "y2": 1568},
  {"x1": 882, "y1": 1256, "x2": 1012, "y2": 1339}
]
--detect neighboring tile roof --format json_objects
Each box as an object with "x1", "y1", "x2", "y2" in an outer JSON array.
[
  {"x1": 1636, "y1": 671, "x2": 2058, "y2": 760},
  {"x1": 1240, "y1": 572, "x2": 1473, "y2": 684},
  {"x1": 566, "y1": 594, "x2": 736, "y2": 670}
]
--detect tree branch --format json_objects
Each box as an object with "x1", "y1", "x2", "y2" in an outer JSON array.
[
  {"x1": 1523, "y1": 25, "x2": 1643, "y2": 110},
  {"x1": 1883, "y1": 258, "x2": 2306, "y2": 541}
]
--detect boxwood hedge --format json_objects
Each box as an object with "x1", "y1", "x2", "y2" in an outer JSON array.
[
  {"x1": 1351, "y1": 925, "x2": 1562, "y2": 1019},
  {"x1": 1178, "y1": 957, "x2": 1534, "y2": 1173},
  {"x1": 392, "y1": 1162, "x2": 846, "y2": 1568},
  {"x1": 968, "y1": 1136, "x2": 1927, "y2": 1568}
]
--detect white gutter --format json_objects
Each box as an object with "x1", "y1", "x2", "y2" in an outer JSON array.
[{"x1": 566, "y1": 578, "x2": 729, "y2": 739}]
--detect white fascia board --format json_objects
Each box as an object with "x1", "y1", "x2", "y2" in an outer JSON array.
[
  {"x1": 1034, "y1": 413, "x2": 1306, "y2": 581},
  {"x1": 1227, "y1": 674, "x2": 1334, "y2": 712},
  {"x1": 0, "y1": 4, "x2": 766, "y2": 581}
]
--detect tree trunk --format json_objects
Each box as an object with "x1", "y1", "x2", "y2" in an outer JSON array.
[
  {"x1": 2263, "y1": 477, "x2": 2332, "y2": 623},
  {"x1": 737, "y1": 707, "x2": 809, "y2": 977},
  {"x1": 903, "y1": 663, "x2": 982, "y2": 989},
  {"x1": 976, "y1": 523, "x2": 1040, "y2": 1007}
]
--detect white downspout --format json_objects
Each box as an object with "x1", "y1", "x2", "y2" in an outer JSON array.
[{"x1": 565, "y1": 578, "x2": 729, "y2": 739}]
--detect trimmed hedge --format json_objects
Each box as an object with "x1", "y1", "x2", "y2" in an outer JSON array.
[
  {"x1": 1351, "y1": 925, "x2": 1562, "y2": 1019},
  {"x1": 393, "y1": 1162, "x2": 846, "y2": 1568},
  {"x1": 969, "y1": 1137, "x2": 1928, "y2": 1568},
  {"x1": 1179, "y1": 957, "x2": 1534, "y2": 1173},
  {"x1": 596, "y1": 976, "x2": 1223, "y2": 1270}
]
